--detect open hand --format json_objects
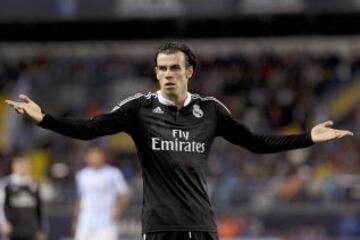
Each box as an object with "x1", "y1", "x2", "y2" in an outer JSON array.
[
  {"x1": 5, "y1": 94, "x2": 44, "y2": 123},
  {"x1": 311, "y1": 120, "x2": 353, "y2": 143}
]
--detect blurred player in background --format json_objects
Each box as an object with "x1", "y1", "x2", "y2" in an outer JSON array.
[
  {"x1": 73, "y1": 146, "x2": 130, "y2": 240},
  {"x1": 5, "y1": 41, "x2": 354, "y2": 240},
  {"x1": 0, "y1": 156, "x2": 47, "y2": 240}
]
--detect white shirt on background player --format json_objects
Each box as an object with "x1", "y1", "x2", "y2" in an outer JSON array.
[{"x1": 75, "y1": 164, "x2": 129, "y2": 240}]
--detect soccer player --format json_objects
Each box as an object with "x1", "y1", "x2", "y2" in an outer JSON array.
[
  {"x1": 5, "y1": 42, "x2": 353, "y2": 240},
  {"x1": 73, "y1": 146, "x2": 130, "y2": 240},
  {"x1": 0, "y1": 156, "x2": 47, "y2": 240}
]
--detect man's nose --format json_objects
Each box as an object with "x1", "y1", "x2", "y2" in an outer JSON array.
[{"x1": 165, "y1": 69, "x2": 173, "y2": 77}]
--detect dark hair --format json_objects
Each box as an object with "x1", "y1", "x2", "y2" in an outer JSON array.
[
  {"x1": 12, "y1": 155, "x2": 29, "y2": 164},
  {"x1": 154, "y1": 41, "x2": 197, "y2": 71}
]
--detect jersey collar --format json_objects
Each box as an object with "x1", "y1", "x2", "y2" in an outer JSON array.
[
  {"x1": 157, "y1": 91, "x2": 192, "y2": 107},
  {"x1": 10, "y1": 174, "x2": 33, "y2": 185}
]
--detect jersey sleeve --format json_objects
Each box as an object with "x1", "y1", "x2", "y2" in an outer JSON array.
[
  {"x1": 38, "y1": 93, "x2": 142, "y2": 140},
  {"x1": 214, "y1": 100, "x2": 314, "y2": 153},
  {"x1": 113, "y1": 169, "x2": 129, "y2": 196},
  {"x1": 75, "y1": 171, "x2": 83, "y2": 197},
  {"x1": 0, "y1": 180, "x2": 6, "y2": 225}
]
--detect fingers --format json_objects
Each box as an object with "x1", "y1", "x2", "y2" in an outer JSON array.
[
  {"x1": 330, "y1": 129, "x2": 354, "y2": 140},
  {"x1": 19, "y1": 94, "x2": 32, "y2": 104},
  {"x1": 5, "y1": 94, "x2": 32, "y2": 106},
  {"x1": 336, "y1": 130, "x2": 354, "y2": 138},
  {"x1": 4, "y1": 99, "x2": 18, "y2": 108},
  {"x1": 322, "y1": 120, "x2": 334, "y2": 128},
  {"x1": 5, "y1": 94, "x2": 32, "y2": 113},
  {"x1": 312, "y1": 121, "x2": 354, "y2": 143},
  {"x1": 5, "y1": 100, "x2": 25, "y2": 114},
  {"x1": 317, "y1": 120, "x2": 354, "y2": 137}
]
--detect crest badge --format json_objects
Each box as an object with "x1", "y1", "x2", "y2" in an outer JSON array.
[{"x1": 192, "y1": 104, "x2": 203, "y2": 118}]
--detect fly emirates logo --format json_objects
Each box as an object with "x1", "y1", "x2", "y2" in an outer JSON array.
[{"x1": 152, "y1": 129, "x2": 205, "y2": 153}]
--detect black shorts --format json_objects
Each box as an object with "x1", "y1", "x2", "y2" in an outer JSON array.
[{"x1": 143, "y1": 231, "x2": 218, "y2": 240}]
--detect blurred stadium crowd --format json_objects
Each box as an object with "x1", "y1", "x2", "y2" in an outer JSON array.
[{"x1": 0, "y1": 39, "x2": 360, "y2": 239}]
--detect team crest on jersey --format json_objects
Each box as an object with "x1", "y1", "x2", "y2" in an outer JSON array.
[{"x1": 192, "y1": 104, "x2": 203, "y2": 118}]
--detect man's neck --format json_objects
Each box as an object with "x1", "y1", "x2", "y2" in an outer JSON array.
[
  {"x1": 92, "y1": 165, "x2": 104, "y2": 170},
  {"x1": 173, "y1": 95, "x2": 186, "y2": 109},
  {"x1": 159, "y1": 91, "x2": 188, "y2": 109}
]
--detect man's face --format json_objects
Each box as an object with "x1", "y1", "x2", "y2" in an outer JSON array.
[
  {"x1": 155, "y1": 51, "x2": 193, "y2": 98},
  {"x1": 85, "y1": 148, "x2": 106, "y2": 169},
  {"x1": 12, "y1": 158, "x2": 31, "y2": 176}
]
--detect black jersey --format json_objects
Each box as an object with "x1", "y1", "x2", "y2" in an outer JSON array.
[
  {"x1": 38, "y1": 92, "x2": 313, "y2": 233},
  {"x1": 0, "y1": 175, "x2": 44, "y2": 238}
]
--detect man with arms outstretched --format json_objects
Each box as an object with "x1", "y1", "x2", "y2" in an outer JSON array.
[{"x1": 6, "y1": 42, "x2": 353, "y2": 240}]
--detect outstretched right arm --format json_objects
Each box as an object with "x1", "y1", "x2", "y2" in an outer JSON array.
[{"x1": 5, "y1": 94, "x2": 139, "y2": 140}]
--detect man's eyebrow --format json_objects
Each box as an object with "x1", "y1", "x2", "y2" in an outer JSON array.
[{"x1": 158, "y1": 64, "x2": 181, "y2": 68}]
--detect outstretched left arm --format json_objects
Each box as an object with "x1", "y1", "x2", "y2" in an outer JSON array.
[
  {"x1": 220, "y1": 119, "x2": 353, "y2": 154},
  {"x1": 215, "y1": 99, "x2": 354, "y2": 154}
]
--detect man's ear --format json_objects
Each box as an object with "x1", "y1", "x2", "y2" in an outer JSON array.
[{"x1": 186, "y1": 66, "x2": 194, "y2": 80}]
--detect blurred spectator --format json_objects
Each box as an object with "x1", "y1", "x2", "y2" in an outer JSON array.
[
  {"x1": 337, "y1": 212, "x2": 360, "y2": 237},
  {"x1": 0, "y1": 156, "x2": 47, "y2": 240},
  {"x1": 73, "y1": 146, "x2": 130, "y2": 240},
  {"x1": 218, "y1": 215, "x2": 246, "y2": 238}
]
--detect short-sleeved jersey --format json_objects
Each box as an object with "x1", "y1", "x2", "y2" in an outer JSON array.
[
  {"x1": 39, "y1": 91, "x2": 313, "y2": 233},
  {"x1": 76, "y1": 165, "x2": 129, "y2": 228},
  {"x1": 0, "y1": 175, "x2": 44, "y2": 238}
]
